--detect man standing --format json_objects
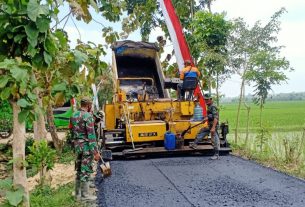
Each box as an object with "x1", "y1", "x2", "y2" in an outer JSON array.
[
  {"x1": 190, "y1": 94, "x2": 220, "y2": 160},
  {"x1": 71, "y1": 97, "x2": 100, "y2": 201},
  {"x1": 177, "y1": 60, "x2": 200, "y2": 100}
]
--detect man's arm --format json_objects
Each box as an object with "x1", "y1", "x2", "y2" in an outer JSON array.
[
  {"x1": 85, "y1": 114, "x2": 99, "y2": 155},
  {"x1": 210, "y1": 106, "x2": 219, "y2": 133},
  {"x1": 211, "y1": 118, "x2": 218, "y2": 133},
  {"x1": 195, "y1": 67, "x2": 201, "y2": 77},
  {"x1": 180, "y1": 70, "x2": 185, "y2": 80}
]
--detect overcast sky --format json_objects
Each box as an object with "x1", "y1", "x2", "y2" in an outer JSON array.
[
  {"x1": 213, "y1": 0, "x2": 305, "y2": 97},
  {"x1": 60, "y1": 0, "x2": 305, "y2": 97}
]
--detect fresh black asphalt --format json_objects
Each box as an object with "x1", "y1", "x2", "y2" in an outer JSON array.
[{"x1": 96, "y1": 155, "x2": 305, "y2": 207}]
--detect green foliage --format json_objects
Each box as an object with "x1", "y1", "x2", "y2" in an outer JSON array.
[
  {"x1": 229, "y1": 129, "x2": 305, "y2": 180},
  {"x1": 255, "y1": 126, "x2": 271, "y2": 152},
  {"x1": 123, "y1": 0, "x2": 158, "y2": 41},
  {"x1": 0, "y1": 0, "x2": 62, "y2": 124},
  {"x1": 27, "y1": 140, "x2": 56, "y2": 171},
  {"x1": 57, "y1": 131, "x2": 75, "y2": 164},
  {"x1": 102, "y1": 27, "x2": 120, "y2": 44},
  {"x1": 72, "y1": 41, "x2": 111, "y2": 102},
  {"x1": 282, "y1": 131, "x2": 305, "y2": 164},
  {"x1": 228, "y1": 8, "x2": 292, "y2": 109},
  {"x1": 27, "y1": 140, "x2": 56, "y2": 185},
  {"x1": 0, "y1": 58, "x2": 39, "y2": 123},
  {"x1": 25, "y1": 136, "x2": 35, "y2": 155},
  {"x1": 0, "y1": 100, "x2": 13, "y2": 134},
  {"x1": 221, "y1": 101, "x2": 305, "y2": 132},
  {"x1": 0, "y1": 178, "x2": 24, "y2": 207},
  {"x1": 30, "y1": 183, "x2": 84, "y2": 207},
  {"x1": 191, "y1": 11, "x2": 232, "y2": 90},
  {"x1": 0, "y1": 0, "x2": 55, "y2": 66},
  {"x1": 192, "y1": 11, "x2": 231, "y2": 56},
  {"x1": 58, "y1": 147, "x2": 75, "y2": 164}
]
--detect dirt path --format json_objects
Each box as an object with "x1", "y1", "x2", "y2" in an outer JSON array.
[
  {"x1": 27, "y1": 163, "x2": 75, "y2": 191},
  {"x1": 96, "y1": 155, "x2": 305, "y2": 207}
]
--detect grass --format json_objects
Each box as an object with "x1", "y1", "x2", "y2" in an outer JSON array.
[
  {"x1": 220, "y1": 100, "x2": 305, "y2": 132},
  {"x1": 221, "y1": 100, "x2": 305, "y2": 179},
  {"x1": 30, "y1": 183, "x2": 84, "y2": 207},
  {"x1": 227, "y1": 126, "x2": 305, "y2": 179},
  {"x1": 57, "y1": 143, "x2": 75, "y2": 164}
]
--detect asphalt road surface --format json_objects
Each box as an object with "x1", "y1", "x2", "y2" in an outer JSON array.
[{"x1": 96, "y1": 155, "x2": 305, "y2": 207}]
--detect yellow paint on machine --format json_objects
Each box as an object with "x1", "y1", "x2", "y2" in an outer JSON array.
[
  {"x1": 126, "y1": 121, "x2": 166, "y2": 142},
  {"x1": 104, "y1": 104, "x2": 116, "y2": 130}
]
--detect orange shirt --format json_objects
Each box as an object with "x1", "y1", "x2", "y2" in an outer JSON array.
[{"x1": 180, "y1": 66, "x2": 200, "y2": 80}]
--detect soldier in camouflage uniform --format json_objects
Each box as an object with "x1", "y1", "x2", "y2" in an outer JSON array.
[
  {"x1": 190, "y1": 94, "x2": 220, "y2": 160},
  {"x1": 70, "y1": 97, "x2": 100, "y2": 201}
]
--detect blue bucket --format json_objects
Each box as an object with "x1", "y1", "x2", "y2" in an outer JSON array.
[{"x1": 164, "y1": 132, "x2": 176, "y2": 150}]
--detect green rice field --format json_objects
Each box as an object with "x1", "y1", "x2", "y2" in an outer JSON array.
[{"x1": 220, "y1": 101, "x2": 305, "y2": 132}]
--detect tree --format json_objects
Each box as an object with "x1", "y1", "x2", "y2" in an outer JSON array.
[
  {"x1": 36, "y1": 43, "x2": 88, "y2": 152},
  {"x1": 0, "y1": 59, "x2": 35, "y2": 207},
  {"x1": 246, "y1": 50, "x2": 291, "y2": 127},
  {"x1": 191, "y1": 11, "x2": 232, "y2": 105},
  {"x1": 199, "y1": 0, "x2": 216, "y2": 13},
  {"x1": 0, "y1": 0, "x2": 63, "y2": 204},
  {"x1": 227, "y1": 8, "x2": 292, "y2": 143},
  {"x1": 0, "y1": 0, "x2": 115, "y2": 202}
]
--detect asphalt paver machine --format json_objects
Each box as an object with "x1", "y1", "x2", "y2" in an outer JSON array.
[{"x1": 101, "y1": 40, "x2": 230, "y2": 158}]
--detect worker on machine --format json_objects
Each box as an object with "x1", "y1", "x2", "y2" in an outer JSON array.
[
  {"x1": 70, "y1": 97, "x2": 100, "y2": 201},
  {"x1": 190, "y1": 94, "x2": 220, "y2": 160},
  {"x1": 177, "y1": 60, "x2": 200, "y2": 100}
]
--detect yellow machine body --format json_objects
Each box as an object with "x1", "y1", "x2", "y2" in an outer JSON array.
[
  {"x1": 103, "y1": 41, "x2": 209, "y2": 150},
  {"x1": 105, "y1": 101, "x2": 208, "y2": 143}
]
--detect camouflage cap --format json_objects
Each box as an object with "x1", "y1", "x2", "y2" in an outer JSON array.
[
  {"x1": 80, "y1": 96, "x2": 92, "y2": 105},
  {"x1": 204, "y1": 93, "x2": 212, "y2": 100}
]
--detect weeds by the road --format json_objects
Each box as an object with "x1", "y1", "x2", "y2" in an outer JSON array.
[
  {"x1": 57, "y1": 144, "x2": 75, "y2": 164},
  {"x1": 230, "y1": 127, "x2": 305, "y2": 179},
  {"x1": 30, "y1": 183, "x2": 84, "y2": 207}
]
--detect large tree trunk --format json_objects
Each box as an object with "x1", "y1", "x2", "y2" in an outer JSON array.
[
  {"x1": 234, "y1": 78, "x2": 245, "y2": 144},
  {"x1": 12, "y1": 102, "x2": 29, "y2": 207},
  {"x1": 46, "y1": 102, "x2": 63, "y2": 153},
  {"x1": 33, "y1": 93, "x2": 47, "y2": 140}
]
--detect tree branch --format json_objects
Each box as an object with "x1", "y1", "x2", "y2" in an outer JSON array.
[
  {"x1": 71, "y1": 16, "x2": 82, "y2": 41},
  {"x1": 62, "y1": 14, "x2": 70, "y2": 30},
  {"x1": 92, "y1": 18, "x2": 106, "y2": 28},
  {"x1": 51, "y1": 11, "x2": 72, "y2": 30}
]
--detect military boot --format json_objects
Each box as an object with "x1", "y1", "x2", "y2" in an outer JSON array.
[
  {"x1": 88, "y1": 177, "x2": 95, "y2": 188},
  {"x1": 75, "y1": 178, "x2": 81, "y2": 200},
  {"x1": 210, "y1": 147, "x2": 219, "y2": 160},
  {"x1": 189, "y1": 143, "x2": 197, "y2": 149},
  {"x1": 81, "y1": 181, "x2": 97, "y2": 201}
]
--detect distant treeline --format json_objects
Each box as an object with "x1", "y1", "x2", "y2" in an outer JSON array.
[{"x1": 222, "y1": 92, "x2": 305, "y2": 103}]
